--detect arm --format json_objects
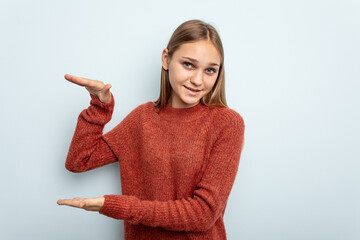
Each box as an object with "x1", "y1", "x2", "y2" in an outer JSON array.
[
  {"x1": 99, "y1": 112, "x2": 245, "y2": 232},
  {"x1": 65, "y1": 93, "x2": 118, "y2": 172}
]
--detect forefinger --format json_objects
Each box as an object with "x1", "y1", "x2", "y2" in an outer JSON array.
[{"x1": 64, "y1": 74, "x2": 92, "y2": 87}]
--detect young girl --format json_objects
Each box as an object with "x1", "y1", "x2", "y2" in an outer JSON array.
[{"x1": 58, "y1": 19, "x2": 245, "y2": 240}]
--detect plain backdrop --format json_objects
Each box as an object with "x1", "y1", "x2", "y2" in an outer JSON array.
[{"x1": 0, "y1": 0, "x2": 359, "y2": 239}]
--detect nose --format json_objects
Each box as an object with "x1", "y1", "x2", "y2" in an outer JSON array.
[{"x1": 190, "y1": 70, "x2": 203, "y2": 87}]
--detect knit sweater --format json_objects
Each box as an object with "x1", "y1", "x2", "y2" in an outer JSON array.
[{"x1": 65, "y1": 93, "x2": 245, "y2": 240}]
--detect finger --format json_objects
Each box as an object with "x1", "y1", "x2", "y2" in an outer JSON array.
[
  {"x1": 57, "y1": 198, "x2": 76, "y2": 206},
  {"x1": 64, "y1": 74, "x2": 92, "y2": 87},
  {"x1": 73, "y1": 197, "x2": 86, "y2": 200},
  {"x1": 73, "y1": 197, "x2": 87, "y2": 207},
  {"x1": 57, "y1": 199, "x2": 84, "y2": 208}
]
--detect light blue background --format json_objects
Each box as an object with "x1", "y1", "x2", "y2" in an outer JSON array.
[{"x1": 0, "y1": 0, "x2": 359, "y2": 239}]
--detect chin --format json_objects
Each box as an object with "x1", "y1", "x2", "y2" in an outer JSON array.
[{"x1": 181, "y1": 98, "x2": 201, "y2": 107}]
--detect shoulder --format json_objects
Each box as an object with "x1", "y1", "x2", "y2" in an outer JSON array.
[
  {"x1": 207, "y1": 106, "x2": 245, "y2": 142},
  {"x1": 133, "y1": 101, "x2": 157, "y2": 117},
  {"x1": 130, "y1": 101, "x2": 155, "y2": 112},
  {"x1": 207, "y1": 106, "x2": 245, "y2": 151},
  {"x1": 105, "y1": 102, "x2": 153, "y2": 135},
  {"x1": 119, "y1": 101, "x2": 159, "y2": 124},
  {"x1": 142, "y1": 101, "x2": 156, "y2": 110},
  {"x1": 210, "y1": 106, "x2": 245, "y2": 131},
  {"x1": 124, "y1": 101, "x2": 153, "y2": 116}
]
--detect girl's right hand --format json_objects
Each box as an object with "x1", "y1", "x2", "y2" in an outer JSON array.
[{"x1": 64, "y1": 74, "x2": 112, "y2": 103}]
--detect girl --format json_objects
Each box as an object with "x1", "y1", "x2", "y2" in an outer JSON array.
[{"x1": 58, "y1": 19, "x2": 245, "y2": 240}]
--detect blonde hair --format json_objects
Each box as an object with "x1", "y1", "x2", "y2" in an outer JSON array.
[{"x1": 154, "y1": 19, "x2": 227, "y2": 109}]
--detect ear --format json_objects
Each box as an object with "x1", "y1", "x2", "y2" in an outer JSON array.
[{"x1": 162, "y1": 48, "x2": 169, "y2": 70}]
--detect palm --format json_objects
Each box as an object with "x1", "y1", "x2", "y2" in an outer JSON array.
[{"x1": 64, "y1": 74, "x2": 112, "y2": 103}]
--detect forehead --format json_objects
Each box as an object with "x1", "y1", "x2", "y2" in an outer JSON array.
[{"x1": 173, "y1": 40, "x2": 221, "y2": 64}]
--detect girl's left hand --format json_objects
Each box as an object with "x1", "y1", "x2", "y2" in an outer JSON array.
[{"x1": 57, "y1": 196, "x2": 104, "y2": 211}]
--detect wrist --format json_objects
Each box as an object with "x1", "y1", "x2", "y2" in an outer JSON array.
[{"x1": 100, "y1": 93, "x2": 112, "y2": 104}]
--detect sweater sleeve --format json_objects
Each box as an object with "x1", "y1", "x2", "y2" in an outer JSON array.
[
  {"x1": 99, "y1": 110, "x2": 245, "y2": 232},
  {"x1": 65, "y1": 93, "x2": 118, "y2": 172}
]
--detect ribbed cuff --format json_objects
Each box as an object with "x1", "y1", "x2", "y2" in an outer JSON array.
[
  {"x1": 99, "y1": 194, "x2": 135, "y2": 221},
  {"x1": 81, "y1": 93, "x2": 115, "y2": 125}
]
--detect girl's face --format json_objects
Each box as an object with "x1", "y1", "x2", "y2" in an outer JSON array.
[{"x1": 162, "y1": 40, "x2": 221, "y2": 108}]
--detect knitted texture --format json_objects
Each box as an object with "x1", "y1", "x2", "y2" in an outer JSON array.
[{"x1": 65, "y1": 93, "x2": 245, "y2": 240}]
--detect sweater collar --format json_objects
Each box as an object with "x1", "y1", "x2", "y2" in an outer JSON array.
[{"x1": 158, "y1": 102, "x2": 208, "y2": 122}]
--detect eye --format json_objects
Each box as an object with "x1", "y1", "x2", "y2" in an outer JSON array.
[
  {"x1": 206, "y1": 68, "x2": 216, "y2": 74},
  {"x1": 183, "y1": 62, "x2": 193, "y2": 68}
]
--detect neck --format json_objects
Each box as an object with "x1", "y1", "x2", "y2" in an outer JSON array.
[{"x1": 156, "y1": 101, "x2": 208, "y2": 122}]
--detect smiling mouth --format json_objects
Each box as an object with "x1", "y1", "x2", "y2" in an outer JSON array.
[{"x1": 184, "y1": 86, "x2": 201, "y2": 92}]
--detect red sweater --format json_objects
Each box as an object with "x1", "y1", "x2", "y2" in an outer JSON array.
[{"x1": 65, "y1": 94, "x2": 245, "y2": 240}]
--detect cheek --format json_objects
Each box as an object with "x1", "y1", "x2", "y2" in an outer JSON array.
[
  {"x1": 204, "y1": 76, "x2": 218, "y2": 91},
  {"x1": 169, "y1": 64, "x2": 191, "y2": 83}
]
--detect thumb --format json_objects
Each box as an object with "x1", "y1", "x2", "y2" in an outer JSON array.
[
  {"x1": 103, "y1": 83, "x2": 112, "y2": 92},
  {"x1": 79, "y1": 201, "x2": 86, "y2": 208}
]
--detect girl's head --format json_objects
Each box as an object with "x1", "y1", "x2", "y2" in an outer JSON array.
[{"x1": 154, "y1": 19, "x2": 227, "y2": 109}]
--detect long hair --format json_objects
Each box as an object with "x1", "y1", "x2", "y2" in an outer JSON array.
[{"x1": 154, "y1": 20, "x2": 227, "y2": 109}]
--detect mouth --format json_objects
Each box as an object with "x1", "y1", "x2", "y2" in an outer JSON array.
[{"x1": 184, "y1": 86, "x2": 201, "y2": 92}]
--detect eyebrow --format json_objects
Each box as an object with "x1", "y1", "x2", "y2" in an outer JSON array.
[{"x1": 181, "y1": 56, "x2": 220, "y2": 67}]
